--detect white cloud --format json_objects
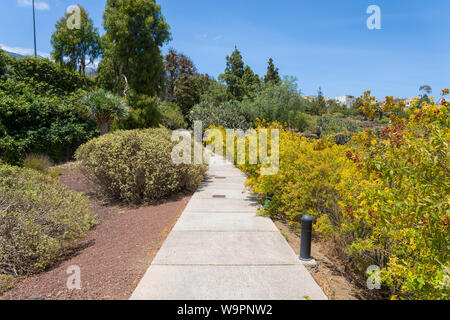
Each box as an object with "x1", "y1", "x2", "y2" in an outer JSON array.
[
  {"x1": 17, "y1": 0, "x2": 50, "y2": 11},
  {"x1": 213, "y1": 35, "x2": 223, "y2": 41},
  {"x1": 0, "y1": 43, "x2": 50, "y2": 58}
]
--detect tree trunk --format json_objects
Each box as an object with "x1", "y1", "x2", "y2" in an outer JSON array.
[
  {"x1": 99, "y1": 121, "x2": 110, "y2": 136},
  {"x1": 81, "y1": 59, "x2": 88, "y2": 89},
  {"x1": 117, "y1": 65, "x2": 123, "y2": 96}
]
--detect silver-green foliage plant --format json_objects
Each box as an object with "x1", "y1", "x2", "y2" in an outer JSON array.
[
  {"x1": 241, "y1": 79, "x2": 308, "y2": 127},
  {"x1": 76, "y1": 128, "x2": 207, "y2": 204},
  {"x1": 189, "y1": 101, "x2": 250, "y2": 130},
  {"x1": 0, "y1": 165, "x2": 96, "y2": 275}
]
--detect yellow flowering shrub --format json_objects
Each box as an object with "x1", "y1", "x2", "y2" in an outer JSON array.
[
  {"x1": 358, "y1": 90, "x2": 381, "y2": 120},
  {"x1": 239, "y1": 123, "x2": 355, "y2": 234},
  {"x1": 339, "y1": 92, "x2": 449, "y2": 300},
  {"x1": 234, "y1": 91, "x2": 449, "y2": 300}
]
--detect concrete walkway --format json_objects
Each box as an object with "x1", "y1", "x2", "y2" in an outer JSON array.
[{"x1": 130, "y1": 155, "x2": 327, "y2": 300}]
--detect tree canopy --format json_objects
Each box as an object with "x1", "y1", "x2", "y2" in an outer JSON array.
[
  {"x1": 164, "y1": 49, "x2": 196, "y2": 102},
  {"x1": 99, "y1": 0, "x2": 171, "y2": 96},
  {"x1": 51, "y1": 5, "x2": 101, "y2": 86},
  {"x1": 162, "y1": 49, "x2": 210, "y2": 120}
]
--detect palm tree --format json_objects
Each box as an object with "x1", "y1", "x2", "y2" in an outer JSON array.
[{"x1": 83, "y1": 89, "x2": 129, "y2": 135}]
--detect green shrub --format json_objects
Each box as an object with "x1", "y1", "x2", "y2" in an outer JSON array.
[
  {"x1": 113, "y1": 94, "x2": 161, "y2": 130},
  {"x1": 0, "y1": 56, "x2": 99, "y2": 166},
  {"x1": 159, "y1": 101, "x2": 187, "y2": 129},
  {"x1": 23, "y1": 154, "x2": 53, "y2": 172},
  {"x1": 0, "y1": 165, "x2": 96, "y2": 275},
  {"x1": 199, "y1": 79, "x2": 229, "y2": 107},
  {"x1": 333, "y1": 132, "x2": 353, "y2": 145},
  {"x1": 0, "y1": 79, "x2": 98, "y2": 165},
  {"x1": 241, "y1": 80, "x2": 309, "y2": 127},
  {"x1": 47, "y1": 168, "x2": 63, "y2": 178},
  {"x1": 0, "y1": 274, "x2": 15, "y2": 294},
  {"x1": 189, "y1": 101, "x2": 250, "y2": 130},
  {"x1": 76, "y1": 128, "x2": 207, "y2": 204},
  {"x1": 0, "y1": 135, "x2": 26, "y2": 166},
  {"x1": 316, "y1": 115, "x2": 361, "y2": 137},
  {"x1": 8, "y1": 57, "x2": 86, "y2": 94},
  {"x1": 290, "y1": 111, "x2": 317, "y2": 132}
]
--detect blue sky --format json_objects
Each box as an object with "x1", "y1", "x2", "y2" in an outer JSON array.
[{"x1": 1, "y1": 0, "x2": 449, "y2": 99}]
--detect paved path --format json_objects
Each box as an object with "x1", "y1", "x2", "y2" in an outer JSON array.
[{"x1": 130, "y1": 155, "x2": 327, "y2": 300}]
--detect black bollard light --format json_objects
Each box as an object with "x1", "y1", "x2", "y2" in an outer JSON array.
[{"x1": 299, "y1": 215, "x2": 313, "y2": 261}]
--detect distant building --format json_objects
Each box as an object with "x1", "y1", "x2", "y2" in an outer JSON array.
[
  {"x1": 335, "y1": 95, "x2": 357, "y2": 108},
  {"x1": 398, "y1": 98, "x2": 412, "y2": 108}
]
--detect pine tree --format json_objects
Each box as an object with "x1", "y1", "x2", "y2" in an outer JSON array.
[
  {"x1": 218, "y1": 46, "x2": 246, "y2": 100},
  {"x1": 226, "y1": 46, "x2": 245, "y2": 78},
  {"x1": 309, "y1": 87, "x2": 327, "y2": 116},
  {"x1": 242, "y1": 65, "x2": 261, "y2": 97},
  {"x1": 264, "y1": 58, "x2": 281, "y2": 85}
]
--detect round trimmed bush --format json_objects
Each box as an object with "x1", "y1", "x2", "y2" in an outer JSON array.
[
  {"x1": 75, "y1": 128, "x2": 207, "y2": 204},
  {"x1": 0, "y1": 165, "x2": 96, "y2": 275}
]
